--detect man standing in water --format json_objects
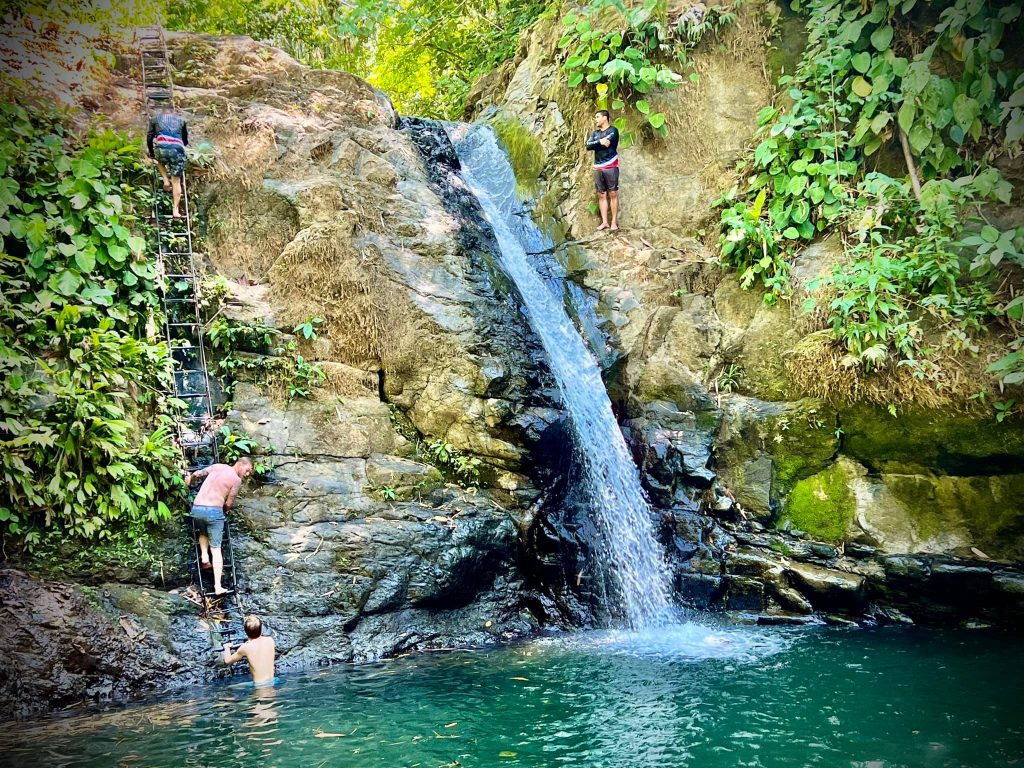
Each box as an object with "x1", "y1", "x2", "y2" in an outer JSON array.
[
  {"x1": 223, "y1": 614, "x2": 277, "y2": 686},
  {"x1": 585, "y1": 109, "x2": 620, "y2": 231},
  {"x1": 184, "y1": 458, "x2": 253, "y2": 595}
]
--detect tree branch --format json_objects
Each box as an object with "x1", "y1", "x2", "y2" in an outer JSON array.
[{"x1": 898, "y1": 127, "x2": 922, "y2": 200}]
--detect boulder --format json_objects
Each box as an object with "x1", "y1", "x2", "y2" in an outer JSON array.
[
  {"x1": 715, "y1": 395, "x2": 839, "y2": 518},
  {"x1": 786, "y1": 561, "x2": 866, "y2": 612}
]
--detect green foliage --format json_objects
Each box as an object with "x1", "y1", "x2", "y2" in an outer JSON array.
[
  {"x1": 218, "y1": 426, "x2": 273, "y2": 475},
  {"x1": 293, "y1": 316, "x2": 323, "y2": 341},
  {"x1": 333, "y1": 0, "x2": 547, "y2": 117},
  {"x1": 0, "y1": 101, "x2": 183, "y2": 547},
  {"x1": 719, "y1": 0, "x2": 1024, "y2": 389},
  {"x1": 559, "y1": 0, "x2": 679, "y2": 137},
  {"x1": 424, "y1": 439, "x2": 483, "y2": 485},
  {"x1": 385, "y1": 405, "x2": 483, "y2": 487},
  {"x1": 209, "y1": 318, "x2": 324, "y2": 401},
  {"x1": 0, "y1": 0, "x2": 161, "y2": 34},
  {"x1": 557, "y1": 0, "x2": 737, "y2": 139},
  {"x1": 716, "y1": 363, "x2": 744, "y2": 393},
  {"x1": 208, "y1": 316, "x2": 280, "y2": 352},
  {"x1": 169, "y1": 0, "x2": 546, "y2": 118},
  {"x1": 370, "y1": 484, "x2": 398, "y2": 502},
  {"x1": 166, "y1": 0, "x2": 347, "y2": 67}
]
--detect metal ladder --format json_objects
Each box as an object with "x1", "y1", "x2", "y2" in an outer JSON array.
[{"x1": 137, "y1": 25, "x2": 249, "y2": 664}]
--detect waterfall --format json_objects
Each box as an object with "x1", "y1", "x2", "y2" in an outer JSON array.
[{"x1": 449, "y1": 123, "x2": 675, "y2": 629}]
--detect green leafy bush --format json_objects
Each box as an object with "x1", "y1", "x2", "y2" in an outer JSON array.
[
  {"x1": 0, "y1": 101, "x2": 183, "y2": 547},
  {"x1": 719, "y1": 0, "x2": 1024, "y2": 394},
  {"x1": 557, "y1": 0, "x2": 737, "y2": 140}
]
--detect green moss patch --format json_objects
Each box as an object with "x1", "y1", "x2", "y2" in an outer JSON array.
[
  {"x1": 780, "y1": 462, "x2": 855, "y2": 544},
  {"x1": 490, "y1": 114, "x2": 545, "y2": 198}
]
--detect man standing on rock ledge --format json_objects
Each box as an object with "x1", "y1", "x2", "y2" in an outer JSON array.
[
  {"x1": 586, "y1": 109, "x2": 620, "y2": 232},
  {"x1": 184, "y1": 458, "x2": 253, "y2": 595}
]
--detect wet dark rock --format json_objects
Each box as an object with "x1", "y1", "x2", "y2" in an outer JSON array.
[
  {"x1": 624, "y1": 400, "x2": 717, "y2": 506},
  {"x1": 722, "y1": 575, "x2": 767, "y2": 612},
  {"x1": 785, "y1": 561, "x2": 867, "y2": 613},
  {"x1": 0, "y1": 570, "x2": 194, "y2": 721}
]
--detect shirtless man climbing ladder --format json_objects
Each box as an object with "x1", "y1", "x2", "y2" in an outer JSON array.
[{"x1": 184, "y1": 458, "x2": 253, "y2": 595}]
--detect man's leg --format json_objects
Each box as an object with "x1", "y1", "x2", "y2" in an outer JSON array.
[
  {"x1": 171, "y1": 175, "x2": 183, "y2": 219},
  {"x1": 198, "y1": 533, "x2": 211, "y2": 565},
  {"x1": 211, "y1": 546, "x2": 226, "y2": 593},
  {"x1": 210, "y1": 518, "x2": 229, "y2": 594},
  {"x1": 609, "y1": 190, "x2": 619, "y2": 231},
  {"x1": 597, "y1": 191, "x2": 610, "y2": 229},
  {"x1": 156, "y1": 161, "x2": 172, "y2": 193}
]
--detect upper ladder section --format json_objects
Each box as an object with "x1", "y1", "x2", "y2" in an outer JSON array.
[{"x1": 137, "y1": 25, "x2": 219, "y2": 473}]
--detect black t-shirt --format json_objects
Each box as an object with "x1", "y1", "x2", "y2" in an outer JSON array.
[{"x1": 586, "y1": 126, "x2": 619, "y2": 165}]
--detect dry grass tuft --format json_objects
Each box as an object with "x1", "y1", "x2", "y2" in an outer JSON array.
[
  {"x1": 317, "y1": 361, "x2": 379, "y2": 399},
  {"x1": 205, "y1": 187, "x2": 300, "y2": 280},
  {"x1": 784, "y1": 330, "x2": 986, "y2": 409},
  {"x1": 202, "y1": 115, "x2": 278, "y2": 190},
  {"x1": 267, "y1": 222, "x2": 429, "y2": 376}
]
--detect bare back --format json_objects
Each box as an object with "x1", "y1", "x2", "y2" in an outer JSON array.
[
  {"x1": 193, "y1": 463, "x2": 241, "y2": 509},
  {"x1": 240, "y1": 636, "x2": 276, "y2": 684}
]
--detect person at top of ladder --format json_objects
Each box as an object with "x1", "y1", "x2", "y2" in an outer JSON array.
[
  {"x1": 147, "y1": 103, "x2": 189, "y2": 220},
  {"x1": 184, "y1": 458, "x2": 253, "y2": 595}
]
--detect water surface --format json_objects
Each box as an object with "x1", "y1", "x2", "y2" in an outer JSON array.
[{"x1": 8, "y1": 623, "x2": 1023, "y2": 767}]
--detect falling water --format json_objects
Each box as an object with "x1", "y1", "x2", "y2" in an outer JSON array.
[{"x1": 450, "y1": 122, "x2": 674, "y2": 629}]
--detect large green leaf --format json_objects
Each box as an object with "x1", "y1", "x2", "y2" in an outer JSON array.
[
  {"x1": 648, "y1": 112, "x2": 665, "y2": 129},
  {"x1": 75, "y1": 249, "x2": 95, "y2": 273},
  {"x1": 870, "y1": 25, "x2": 893, "y2": 51},
  {"x1": 897, "y1": 101, "x2": 915, "y2": 134},
  {"x1": 908, "y1": 121, "x2": 932, "y2": 152}
]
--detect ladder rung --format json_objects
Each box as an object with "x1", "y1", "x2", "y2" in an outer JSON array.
[{"x1": 174, "y1": 392, "x2": 210, "y2": 399}]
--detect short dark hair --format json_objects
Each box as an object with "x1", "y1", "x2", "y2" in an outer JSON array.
[
  {"x1": 236, "y1": 457, "x2": 253, "y2": 468},
  {"x1": 244, "y1": 614, "x2": 262, "y2": 639},
  {"x1": 595, "y1": 109, "x2": 610, "y2": 119}
]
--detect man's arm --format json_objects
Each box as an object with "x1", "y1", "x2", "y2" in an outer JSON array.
[
  {"x1": 184, "y1": 467, "x2": 211, "y2": 487},
  {"x1": 223, "y1": 641, "x2": 246, "y2": 666},
  {"x1": 606, "y1": 126, "x2": 619, "y2": 152},
  {"x1": 146, "y1": 119, "x2": 156, "y2": 158},
  {"x1": 224, "y1": 477, "x2": 241, "y2": 512},
  {"x1": 584, "y1": 131, "x2": 601, "y2": 150},
  {"x1": 182, "y1": 121, "x2": 189, "y2": 147}
]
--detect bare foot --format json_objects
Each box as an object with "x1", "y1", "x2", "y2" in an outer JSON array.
[
  {"x1": 171, "y1": 211, "x2": 183, "y2": 220},
  {"x1": 596, "y1": 223, "x2": 609, "y2": 230},
  {"x1": 213, "y1": 587, "x2": 233, "y2": 596},
  {"x1": 162, "y1": 180, "x2": 172, "y2": 193},
  {"x1": 200, "y1": 560, "x2": 212, "y2": 570}
]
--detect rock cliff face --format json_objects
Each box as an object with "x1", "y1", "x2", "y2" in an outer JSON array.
[
  {"x1": 466, "y1": 1, "x2": 1024, "y2": 620},
  {"x1": 4, "y1": 10, "x2": 1024, "y2": 721},
  {"x1": 1, "y1": 32, "x2": 566, "y2": 721}
]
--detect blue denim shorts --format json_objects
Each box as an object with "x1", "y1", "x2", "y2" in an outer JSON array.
[{"x1": 190, "y1": 504, "x2": 225, "y2": 548}]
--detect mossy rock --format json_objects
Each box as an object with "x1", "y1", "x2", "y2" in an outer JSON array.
[
  {"x1": 841, "y1": 405, "x2": 1024, "y2": 474},
  {"x1": 716, "y1": 396, "x2": 839, "y2": 516},
  {"x1": 883, "y1": 473, "x2": 1024, "y2": 560},
  {"x1": 779, "y1": 461, "x2": 856, "y2": 544},
  {"x1": 489, "y1": 113, "x2": 546, "y2": 199}
]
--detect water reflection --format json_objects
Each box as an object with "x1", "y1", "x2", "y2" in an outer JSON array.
[{"x1": 3, "y1": 627, "x2": 1023, "y2": 767}]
